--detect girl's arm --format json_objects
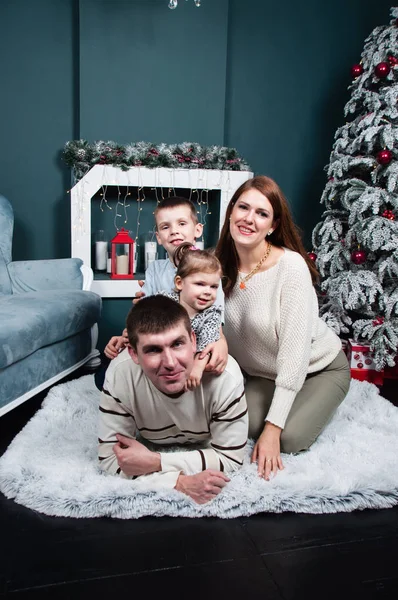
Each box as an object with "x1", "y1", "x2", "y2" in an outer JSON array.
[
  {"x1": 196, "y1": 307, "x2": 227, "y2": 375},
  {"x1": 185, "y1": 353, "x2": 211, "y2": 390},
  {"x1": 201, "y1": 330, "x2": 228, "y2": 375}
]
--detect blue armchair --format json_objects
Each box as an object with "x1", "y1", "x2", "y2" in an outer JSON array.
[{"x1": 0, "y1": 194, "x2": 102, "y2": 416}]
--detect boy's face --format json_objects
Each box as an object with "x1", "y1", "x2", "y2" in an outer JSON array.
[{"x1": 155, "y1": 205, "x2": 203, "y2": 259}]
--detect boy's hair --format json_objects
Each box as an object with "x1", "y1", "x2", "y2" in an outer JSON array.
[
  {"x1": 173, "y1": 242, "x2": 222, "y2": 281},
  {"x1": 126, "y1": 295, "x2": 192, "y2": 349},
  {"x1": 154, "y1": 196, "x2": 198, "y2": 227}
]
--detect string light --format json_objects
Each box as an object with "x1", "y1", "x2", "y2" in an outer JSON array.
[{"x1": 168, "y1": 0, "x2": 201, "y2": 8}]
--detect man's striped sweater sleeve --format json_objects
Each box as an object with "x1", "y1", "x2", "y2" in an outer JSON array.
[
  {"x1": 98, "y1": 384, "x2": 188, "y2": 489},
  {"x1": 98, "y1": 386, "x2": 137, "y2": 477}
]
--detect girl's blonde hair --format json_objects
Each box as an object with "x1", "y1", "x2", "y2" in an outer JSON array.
[{"x1": 173, "y1": 242, "x2": 222, "y2": 280}]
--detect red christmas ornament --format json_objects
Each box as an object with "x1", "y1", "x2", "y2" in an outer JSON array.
[
  {"x1": 308, "y1": 252, "x2": 317, "y2": 262},
  {"x1": 382, "y1": 209, "x2": 395, "y2": 220},
  {"x1": 351, "y1": 249, "x2": 366, "y2": 265},
  {"x1": 351, "y1": 64, "x2": 363, "y2": 78},
  {"x1": 388, "y1": 55, "x2": 398, "y2": 66},
  {"x1": 374, "y1": 61, "x2": 390, "y2": 78},
  {"x1": 377, "y1": 149, "x2": 393, "y2": 165}
]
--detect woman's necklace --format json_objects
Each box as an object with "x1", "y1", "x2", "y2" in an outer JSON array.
[{"x1": 239, "y1": 242, "x2": 272, "y2": 290}]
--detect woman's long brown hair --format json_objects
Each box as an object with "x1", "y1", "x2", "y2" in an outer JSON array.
[{"x1": 215, "y1": 176, "x2": 318, "y2": 297}]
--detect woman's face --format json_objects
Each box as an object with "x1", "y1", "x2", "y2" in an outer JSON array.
[{"x1": 229, "y1": 189, "x2": 275, "y2": 250}]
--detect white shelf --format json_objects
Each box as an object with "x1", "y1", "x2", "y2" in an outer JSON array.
[
  {"x1": 71, "y1": 165, "x2": 253, "y2": 297},
  {"x1": 91, "y1": 279, "x2": 142, "y2": 298}
]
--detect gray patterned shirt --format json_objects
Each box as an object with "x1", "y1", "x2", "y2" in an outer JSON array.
[{"x1": 160, "y1": 291, "x2": 222, "y2": 352}]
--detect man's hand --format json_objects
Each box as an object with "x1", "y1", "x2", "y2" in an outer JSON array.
[
  {"x1": 132, "y1": 280, "x2": 145, "y2": 305},
  {"x1": 200, "y1": 335, "x2": 228, "y2": 375},
  {"x1": 104, "y1": 329, "x2": 129, "y2": 359},
  {"x1": 113, "y1": 434, "x2": 161, "y2": 477},
  {"x1": 175, "y1": 470, "x2": 230, "y2": 504},
  {"x1": 251, "y1": 422, "x2": 284, "y2": 481}
]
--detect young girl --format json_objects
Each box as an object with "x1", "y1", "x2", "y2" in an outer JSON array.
[{"x1": 160, "y1": 242, "x2": 224, "y2": 390}]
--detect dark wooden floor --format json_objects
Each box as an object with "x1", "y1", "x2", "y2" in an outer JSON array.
[{"x1": 1, "y1": 371, "x2": 397, "y2": 600}]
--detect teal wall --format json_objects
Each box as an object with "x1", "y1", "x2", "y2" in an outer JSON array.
[
  {"x1": 0, "y1": 0, "x2": 393, "y2": 350},
  {"x1": 225, "y1": 0, "x2": 393, "y2": 234}
]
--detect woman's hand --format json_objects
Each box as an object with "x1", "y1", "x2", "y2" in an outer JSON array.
[{"x1": 251, "y1": 422, "x2": 284, "y2": 481}]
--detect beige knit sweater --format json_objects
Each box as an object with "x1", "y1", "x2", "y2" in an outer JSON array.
[{"x1": 224, "y1": 248, "x2": 341, "y2": 429}]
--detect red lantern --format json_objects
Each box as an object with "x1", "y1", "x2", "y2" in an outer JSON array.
[
  {"x1": 351, "y1": 64, "x2": 363, "y2": 78},
  {"x1": 374, "y1": 61, "x2": 390, "y2": 78},
  {"x1": 110, "y1": 228, "x2": 134, "y2": 280}
]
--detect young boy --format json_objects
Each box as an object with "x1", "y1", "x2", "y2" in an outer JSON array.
[{"x1": 98, "y1": 197, "x2": 227, "y2": 388}]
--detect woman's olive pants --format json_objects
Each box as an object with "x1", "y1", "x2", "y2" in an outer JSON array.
[{"x1": 245, "y1": 349, "x2": 351, "y2": 454}]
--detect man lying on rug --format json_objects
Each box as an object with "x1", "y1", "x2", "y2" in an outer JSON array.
[{"x1": 98, "y1": 295, "x2": 248, "y2": 505}]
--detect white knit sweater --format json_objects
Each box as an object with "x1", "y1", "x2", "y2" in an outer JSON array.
[{"x1": 224, "y1": 248, "x2": 341, "y2": 429}]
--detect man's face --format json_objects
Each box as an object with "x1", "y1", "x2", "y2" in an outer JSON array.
[
  {"x1": 129, "y1": 322, "x2": 196, "y2": 396},
  {"x1": 155, "y1": 206, "x2": 203, "y2": 259}
]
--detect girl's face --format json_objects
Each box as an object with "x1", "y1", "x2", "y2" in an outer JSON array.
[
  {"x1": 175, "y1": 270, "x2": 221, "y2": 315},
  {"x1": 229, "y1": 189, "x2": 276, "y2": 250}
]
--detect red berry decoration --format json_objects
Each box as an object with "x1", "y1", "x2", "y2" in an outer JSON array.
[
  {"x1": 351, "y1": 249, "x2": 366, "y2": 265},
  {"x1": 388, "y1": 55, "x2": 398, "y2": 66},
  {"x1": 351, "y1": 64, "x2": 363, "y2": 78},
  {"x1": 377, "y1": 149, "x2": 393, "y2": 165},
  {"x1": 372, "y1": 316, "x2": 385, "y2": 326},
  {"x1": 374, "y1": 61, "x2": 390, "y2": 78},
  {"x1": 382, "y1": 209, "x2": 395, "y2": 220},
  {"x1": 308, "y1": 252, "x2": 317, "y2": 262}
]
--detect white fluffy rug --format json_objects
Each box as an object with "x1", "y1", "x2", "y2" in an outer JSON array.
[{"x1": 0, "y1": 375, "x2": 397, "y2": 519}]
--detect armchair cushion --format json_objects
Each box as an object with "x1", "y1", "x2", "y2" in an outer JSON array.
[
  {"x1": 8, "y1": 258, "x2": 83, "y2": 294},
  {"x1": 0, "y1": 289, "x2": 101, "y2": 369},
  {"x1": 0, "y1": 194, "x2": 13, "y2": 296}
]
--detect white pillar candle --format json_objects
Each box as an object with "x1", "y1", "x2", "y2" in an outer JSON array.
[
  {"x1": 95, "y1": 241, "x2": 108, "y2": 271},
  {"x1": 145, "y1": 241, "x2": 157, "y2": 270},
  {"x1": 106, "y1": 255, "x2": 112, "y2": 273},
  {"x1": 116, "y1": 254, "x2": 129, "y2": 275},
  {"x1": 133, "y1": 244, "x2": 137, "y2": 272}
]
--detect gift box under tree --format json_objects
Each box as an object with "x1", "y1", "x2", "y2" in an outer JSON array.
[{"x1": 345, "y1": 339, "x2": 384, "y2": 386}]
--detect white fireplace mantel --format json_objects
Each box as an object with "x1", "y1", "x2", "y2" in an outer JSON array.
[{"x1": 70, "y1": 165, "x2": 253, "y2": 297}]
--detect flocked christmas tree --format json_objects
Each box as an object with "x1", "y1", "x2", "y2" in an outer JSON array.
[{"x1": 312, "y1": 7, "x2": 398, "y2": 370}]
